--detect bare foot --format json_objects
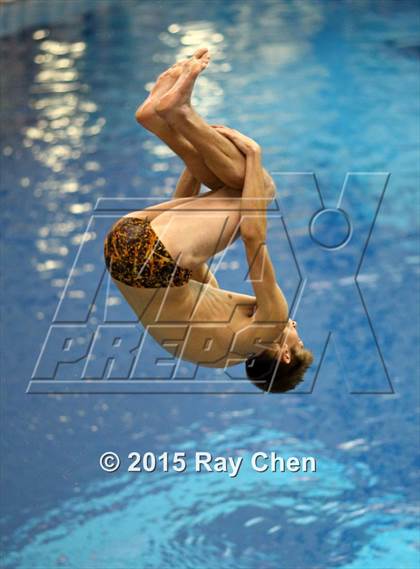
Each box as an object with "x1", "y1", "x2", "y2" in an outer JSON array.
[
  {"x1": 155, "y1": 49, "x2": 210, "y2": 121},
  {"x1": 136, "y1": 48, "x2": 209, "y2": 128},
  {"x1": 135, "y1": 63, "x2": 183, "y2": 127}
]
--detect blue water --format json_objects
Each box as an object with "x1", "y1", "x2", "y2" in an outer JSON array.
[{"x1": 1, "y1": 0, "x2": 419, "y2": 567}]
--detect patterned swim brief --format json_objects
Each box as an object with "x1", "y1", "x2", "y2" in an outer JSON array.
[{"x1": 104, "y1": 216, "x2": 192, "y2": 288}]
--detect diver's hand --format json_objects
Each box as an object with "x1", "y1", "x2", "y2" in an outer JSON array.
[{"x1": 212, "y1": 125, "x2": 261, "y2": 156}]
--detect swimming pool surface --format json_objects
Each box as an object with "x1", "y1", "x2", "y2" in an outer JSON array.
[{"x1": 1, "y1": 1, "x2": 419, "y2": 567}]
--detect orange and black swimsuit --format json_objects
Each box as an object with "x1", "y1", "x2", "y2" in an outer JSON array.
[{"x1": 104, "y1": 217, "x2": 191, "y2": 288}]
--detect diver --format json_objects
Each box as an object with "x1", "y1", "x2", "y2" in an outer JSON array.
[{"x1": 104, "y1": 48, "x2": 313, "y2": 392}]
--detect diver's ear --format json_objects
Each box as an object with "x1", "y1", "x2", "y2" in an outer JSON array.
[{"x1": 280, "y1": 345, "x2": 291, "y2": 364}]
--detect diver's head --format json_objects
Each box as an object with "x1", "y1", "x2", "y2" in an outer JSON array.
[{"x1": 245, "y1": 319, "x2": 313, "y2": 393}]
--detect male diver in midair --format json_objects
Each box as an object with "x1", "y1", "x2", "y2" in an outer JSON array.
[{"x1": 104, "y1": 48, "x2": 313, "y2": 392}]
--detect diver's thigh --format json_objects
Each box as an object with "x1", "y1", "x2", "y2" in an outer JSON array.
[
  {"x1": 150, "y1": 195, "x2": 241, "y2": 268},
  {"x1": 123, "y1": 192, "x2": 215, "y2": 222}
]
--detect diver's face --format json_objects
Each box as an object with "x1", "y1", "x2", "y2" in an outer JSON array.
[
  {"x1": 278, "y1": 319, "x2": 303, "y2": 361},
  {"x1": 269, "y1": 320, "x2": 304, "y2": 364},
  {"x1": 281, "y1": 319, "x2": 304, "y2": 351}
]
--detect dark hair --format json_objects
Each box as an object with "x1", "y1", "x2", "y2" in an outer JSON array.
[{"x1": 245, "y1": 347, "x2": 314, "y2": 393}]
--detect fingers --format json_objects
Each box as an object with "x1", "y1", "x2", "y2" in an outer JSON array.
[
  {"x1": 212, "y1": 125, "x2": 237, "y2": 135},
  {"x1": 210, "y1": 125, "x2": 243, "y2": 144},
  {"x1": 214, "y1": 130, "x2": 245, "y2": 152},
  {"x1": 213, "y1": 125, "x2": 249, "y2": 143},
  {"x1": 212, "y1": 125, "x2": 241, "y2": 142},
  {"x1": 213, "y1": 126, "x2": 257, "y2": 152}
]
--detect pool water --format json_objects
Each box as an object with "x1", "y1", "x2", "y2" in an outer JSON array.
[{"x1": 1, "y1": 1, "x2": 419, "y2": 567}]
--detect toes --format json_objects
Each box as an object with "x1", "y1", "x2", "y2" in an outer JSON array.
[
  {"x1": 193, "y1": 47, "x2": 209, "y2": 59},
  {"x1": 182, "y1": 54, "x2": 208, "y2": 76},
  {"x1": 190, "y1": 60, "x2": 204, "y2": 78},
  {"x1": 199, "y1": 57, "x2": 210, "y2": 72},
  {"x1": 200, "y1": 53, "x2": 211, "y2": 68}
]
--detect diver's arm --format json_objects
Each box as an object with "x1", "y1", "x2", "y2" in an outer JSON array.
[
  {"x1": 212, "y1": 126, "x2": 267, "y2": 241},
  {"x1": 241, "y1": 155, "x2": 288, "y2": 321},
  {"x1": 242, "y1": 236, "x2": 288, "y2": 322},
  {"x1": 214, "y1": 126, "x2": 287, "y2": 321}
]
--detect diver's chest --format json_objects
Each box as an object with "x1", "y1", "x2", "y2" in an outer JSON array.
[
  {"x1": 139, "y1": 289, "x2": 254, "y2": 365},
  {"x1": 143, "y1": 320, "x2": 229, "y2": 366}
]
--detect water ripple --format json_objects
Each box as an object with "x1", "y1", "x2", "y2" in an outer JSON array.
[{"x1": 2, "y1": 420, "x2": 418, "y2": 569}]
